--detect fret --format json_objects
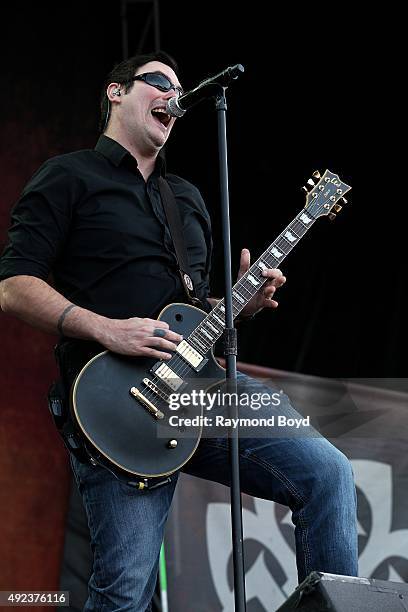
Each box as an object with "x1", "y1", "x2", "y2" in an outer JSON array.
[
  {"x1": 196, "y1": 326, "x2": 213, "y2": 343},
  {"x1": 247, "y1": 273, "x2": 261, "y2": 287},
  {"x1": 287, "y1": 227, "x2": 307, "y2": 242},
  {"x1": 292, "y1": 219, "x2": 311, "y2": 233},
  {"x1": 299, "y1": 212, "x2": 313, "y2": 225},
  {"x1": 292, "y1": 218, "x2": 308, "y2": 230},
  {"x1": 270, "y1": 246, "x2": 284, "y2": 260},
  {"x1": 192, "y1": 329, "x2": 211, "y2": 350},
  {"x1": 237, "y1": 281, "x2": 255, "y2": 297},
  {"x1": 206, "y1": 320, "x2": 220, "y2": 334},
  {"x1": 232, "y1": 302, "x2": 241, "y2": 316},
  {"x1": 185, "y1": 207, "x2": 317, "y2": 356},
  {"x1": 283, "y1": 229, "x2": 298, "y2": 243},
  {"x1": 234, "y1": 306, "x2": 244, "y2": 320},
  {"x1": 289, "y1": 222, "x2": 302, "y2": 233},
  {"x1": 275, "y1": 241, "x2": 292, "y2": 255},
  {"x1": 231, "y1": 297, "x2": 241, "y2": 311},
  {"x1": 234, "y1": 287, "x2": 247, "y2": 300},
  {"x1": 189, "y1": 336, "x2": 207, "y2": 352},
  {"x1": 257, "y1": 260, "x2": 268, "y2": 271},
  {"x1": 234, "y1": 284, "x2": 251, "y2": 300},
  {"x1": 262, "y1": 252, "x2": 279, "y2": 268},
  {"x1": 212, "y1": 312, "x2": 224, "y2": 326},
  {"x1": 202, "y1": 319, "x2": 219, "y2": 335},
  {"x1": 233, "y1": 290, "x2": 245, "y2": 304},
  {"x1": 200, "y1": 327, "x2": 214, "y2": 341},
  {"x1": 274, "y1": 238, "x2": 291, "y2": 252}
]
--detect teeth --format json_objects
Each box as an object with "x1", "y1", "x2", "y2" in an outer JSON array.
[{"x1": 151, "y1": 108, "x2": 171, "y2": 127}]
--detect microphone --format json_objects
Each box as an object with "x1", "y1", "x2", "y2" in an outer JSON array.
[{"x1": 166, "y1": 64, "x2": 244, "y2": 118}]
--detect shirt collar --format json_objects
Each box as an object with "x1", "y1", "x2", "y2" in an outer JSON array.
[{"x1": 95, "y1": 134, "x2": 166, "y2": 176}]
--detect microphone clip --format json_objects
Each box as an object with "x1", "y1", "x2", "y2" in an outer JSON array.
[{"x1": 166, "y1": 64, "x2": 244, "y2": 118}]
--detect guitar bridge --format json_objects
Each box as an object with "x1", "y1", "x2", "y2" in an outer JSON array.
[{"x1": 130, "y1": 387, "x2": 164, "y2": 420}]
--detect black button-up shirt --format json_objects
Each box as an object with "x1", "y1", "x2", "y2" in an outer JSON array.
[{"x1": 0, "y1": 135, "x2": 213, "y2": 319}]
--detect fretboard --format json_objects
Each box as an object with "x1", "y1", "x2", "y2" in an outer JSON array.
[{"x1": 187, "y1": 209, "x2": 316, "y2": 354}]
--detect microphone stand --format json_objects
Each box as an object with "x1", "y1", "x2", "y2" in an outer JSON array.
[{"x1": 213, "y1": 83, "x2": 247, "y2": 612}]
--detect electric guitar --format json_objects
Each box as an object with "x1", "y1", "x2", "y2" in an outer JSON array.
[{"x1": 71, "y1": 170, "x2": 351, "y2": 481}]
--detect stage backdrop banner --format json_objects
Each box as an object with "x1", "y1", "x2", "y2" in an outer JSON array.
[{"x1": 165, "y1": 374, "x2": 408, "y2": 611}]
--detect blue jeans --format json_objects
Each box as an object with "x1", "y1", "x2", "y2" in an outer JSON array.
[{"x1": 70, "y1": 372, "x2": 358, "y2": 611}]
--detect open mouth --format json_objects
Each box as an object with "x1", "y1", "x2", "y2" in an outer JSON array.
[{"x1": 151, "y1": 107, "x2": 171, "y2": 128}]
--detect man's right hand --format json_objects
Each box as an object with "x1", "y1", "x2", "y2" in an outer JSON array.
[
  {"x1": 0, "y1": 276, "x2": 182, "y2": 360},
  {"x1": 100, "y1": 317, "x2": 183, "y2": 360}
]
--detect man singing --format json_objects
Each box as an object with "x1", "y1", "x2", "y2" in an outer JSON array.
[{"x1": 0, "y1": 51, "x2": 358, "y2": 611}]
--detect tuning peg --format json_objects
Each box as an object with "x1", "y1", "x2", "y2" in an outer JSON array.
[
  {"x1": 341, "y1": 197, "x2": 348, "y2": 204},
  {"x1": 333, "y1": 204, "x2": 342, "y2": 213},
  {"x1": 312, "y1": 170, "x2": 321, "y2": 179},
  {"x1": 328, "y1": 212, "x2": 336, "y2": 221},
  {"x1": 307, "y1": 178, "x2": 315, "y2": 187},
  {"x1": 301, "y1": 185, "x2": 309, "y2": 193}
]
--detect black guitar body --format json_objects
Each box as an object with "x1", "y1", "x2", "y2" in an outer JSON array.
[{"x1": 71, "y1": 303, "x2": 225, "y2": 479}]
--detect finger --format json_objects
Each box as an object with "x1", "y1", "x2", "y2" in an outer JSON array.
[
  {"x1": 147, "y1": 338, "x2": 179, "y2": 352},
  {"x1": 142, "y1": 318, "x2": 170, "y2": 329},
  {"x1": 139, "y1": 347, "x2": 173, "y2": 360},
  {"x1": 147, "y1": 327, "x2": 183, "y2": 342},
  {"x1": 263, "y1": 298, "x2": 279, "y2": 308},
  {"x1": 238, "y1": 248, "x2": 250, "y2": 278},
  {"x1": 273, "y1": 275, "x2": 286, "y2": 288},
  {"x1": 263, "y1": 285, "x2": 277, "y2": 299},
  {"x1": 261, "y1": 268, "x2": 283, "y2": 279},
  {"x1": 262, "y1": 270, "x2": 286, "y2": 286},
  {"x1": 164, "y1": 330, "x2": 183, "y2": 342}
]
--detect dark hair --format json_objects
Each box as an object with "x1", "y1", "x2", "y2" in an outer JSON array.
[{"x1": 99, "y1": 51, "x2": 179, "y2": 132}]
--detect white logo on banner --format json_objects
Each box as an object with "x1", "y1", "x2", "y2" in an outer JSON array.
[
  {"x1": 353, "y1": 460, "x2": 408, "y2": 582},
  {"x1": 206, "y1": 459, "x2": 408, "y2": 611}
]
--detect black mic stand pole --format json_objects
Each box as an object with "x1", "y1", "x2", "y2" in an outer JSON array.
[{"x1": 213, "y1": 82, "x2": 246, "y2": 612}]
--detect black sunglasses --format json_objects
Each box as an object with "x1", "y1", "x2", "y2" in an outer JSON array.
[{"x1": 129, "y1": 72, "x2": 183, "y2": 96}]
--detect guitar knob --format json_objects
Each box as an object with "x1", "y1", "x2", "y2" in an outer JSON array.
[
  {"x1": 333, "y1": 204, "x2": 342, "y2": 213},
  {"x1": 328, "y1": 212, "x2": 336, "y2": 221},
  {"x1": 312, "y1": 170, "x2": 321, "y2": 179}
]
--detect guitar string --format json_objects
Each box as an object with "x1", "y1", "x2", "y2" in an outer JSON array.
[
  {"x1": 141, "y1": 210, "x2": 320, "y2": 407},
  {"x1": 141, "y1": 213, "x2": 316, "y2": 407},
  {"x1": 139, "y1": 225, "x2": 301, "y2": 404},
  {"x1": 172, "y1": 208, "x2": 317, "y2": 356},
  {"x1": 139, "y1": 193, "x2": 336, "y2": 407},
  {"x1": 149, "y1": 212, "x2": 315, "y2": 367},
  {"x1": 159, "y1": 219, "x2": 311, "y2": 374}
]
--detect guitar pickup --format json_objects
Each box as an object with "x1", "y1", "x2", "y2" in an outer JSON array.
[
  {"x1": 142, "y1": 378, "x2": 170, "y2": 403},
  {"x1": 176, "y1": 340, "x2": 208, "y2": 372},
  {"x1": 130, "y1": 387, "x2": 164, "y2": 420},
  {"x1": 152, "y1": 362, "x2": 185, "y2": 392}
]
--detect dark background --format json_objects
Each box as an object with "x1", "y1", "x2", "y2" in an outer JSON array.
[
  {"x1": 0, "y1": 0, "x2": 404, "y2": 604},
  {"x1": 0, "y1": 0, "x2": 403, "y2": 380}
]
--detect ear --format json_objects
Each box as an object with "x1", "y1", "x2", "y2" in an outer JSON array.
[{"x1": 106, "y1": 82, "x2": 122, "y2": 103}]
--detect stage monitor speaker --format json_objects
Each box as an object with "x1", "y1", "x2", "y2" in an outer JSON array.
[{"x1": 276, "y1": 571, "x2": 408, "y2": 611}]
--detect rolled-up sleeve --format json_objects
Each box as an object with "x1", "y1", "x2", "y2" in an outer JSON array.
[{"x1": 0, "y1": 162, "x2": 81, "y2": 281}]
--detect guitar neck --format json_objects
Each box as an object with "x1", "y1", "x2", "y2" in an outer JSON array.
[{"x1": 187, "y1": 208, "x2": 317, "y2": 355}]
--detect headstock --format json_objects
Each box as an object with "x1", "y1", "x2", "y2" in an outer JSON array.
[{"x1": 302, "y1": 170, "x2": 351, "y2": 220}]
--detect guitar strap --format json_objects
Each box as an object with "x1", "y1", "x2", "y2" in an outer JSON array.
[{"x1": 158, "y1": 176, "x2": 204, "y2": 308}]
